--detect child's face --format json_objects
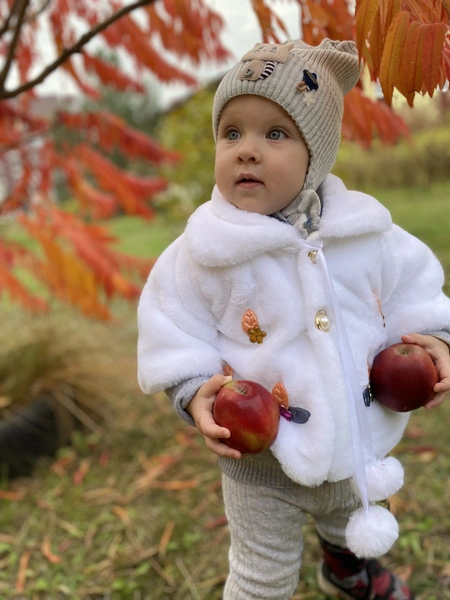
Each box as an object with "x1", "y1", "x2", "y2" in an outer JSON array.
[{"x1": 215, "y1": 95, "x2": 310, "y2": 215}]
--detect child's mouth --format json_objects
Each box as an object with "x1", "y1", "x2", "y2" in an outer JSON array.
[{"x1": 236, "y1": 174, "x2": 262, "y2": 188}]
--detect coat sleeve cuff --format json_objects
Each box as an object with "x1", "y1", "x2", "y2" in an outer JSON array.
[{"x1": 165, "y1": 376, "x2": 210, "y2": 426}]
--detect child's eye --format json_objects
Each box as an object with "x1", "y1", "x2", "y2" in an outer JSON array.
[
  {"x1": 226, "y1": 129, "x2": 241, "y2": 141},
  {"x1": 267, "y1": 129, "x2": 287, "y2": 140}
]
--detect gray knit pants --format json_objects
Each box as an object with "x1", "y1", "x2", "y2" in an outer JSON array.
[{"x1": 222, "y1": 474, "x2": 361, "y2": 600}]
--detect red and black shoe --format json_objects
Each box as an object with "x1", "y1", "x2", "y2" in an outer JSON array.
[{"x1": 316, "y1": 535, "x2": 414, "y2": 600}]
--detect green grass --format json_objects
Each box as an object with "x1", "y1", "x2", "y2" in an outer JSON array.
[
  {"x1": 107, "y1": 216, "x2": 182, "y2": 258},
  {"x1": 1, "y1": 182, "x2": 450, "y2": 599}
]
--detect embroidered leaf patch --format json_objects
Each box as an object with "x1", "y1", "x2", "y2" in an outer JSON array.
[{"x1": 241, "y1": 309, "x2": 266, "y2": 344}]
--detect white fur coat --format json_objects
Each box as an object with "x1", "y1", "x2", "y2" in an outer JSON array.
[{"x1": 138, "y1": 174, "x2": 450, "y2": 488}]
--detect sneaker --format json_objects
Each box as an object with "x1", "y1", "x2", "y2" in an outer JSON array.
[{"x1": 317, "y1": 558, "x2": 415, "y2": 600}]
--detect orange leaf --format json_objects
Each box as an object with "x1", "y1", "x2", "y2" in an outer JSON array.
[
  {"x1": 421, "y1": 22, "x2": 447, "y2": 95},
  {"x1": 368, "y1": 8, "x2": 384, "y2": 77},
  {"x1": 379, "y1": 0, "x2": 402, "y2": 38},
  {"x1": 397, "y1": 20, "x2": 422, "y2": 106},
  {"x1": 204, "y1": 515, "x2": 228, "y2": 530},
  {"x1": 72, "y1": 459, "x2": 90, "y2": 485},
  {"x1": 0, "y1": 263, "x2": 48, "y2": 313},
  {"x1": 0, "y1": 490, "x2": 25, "y2": 501},
  {"x1": 379, "y1": 10, "x2": 411, "y2": 105},
  {"x1": 15, "y1": 550, "x2": 31, "y2": 593},
  {"x1": 150, "y1": 480, "x2": 199, "y2": 490},
  {"x1": 356, "y1": 0, "x2": 379, "y2": 56},
  {"x1": 41, "y1": 537, "x2": 62, "y2": 564},
  {"x1": 112, "y1": 505, "x2": 132, "y2": 526},
  {"x1": 343, "y1": 87, "x2": 409, "y2": 146},
  {"x1": 158, "y1": 521, "x2": 175, "y2": 558}
]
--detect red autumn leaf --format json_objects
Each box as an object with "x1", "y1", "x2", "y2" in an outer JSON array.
[{"x1": 82, "y1": 52, "x2": 145, "y2": 93}]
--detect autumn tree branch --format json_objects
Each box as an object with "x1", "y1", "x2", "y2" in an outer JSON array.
[
  {"x1": 0, "y1": 0, "x2": 30, "y2": 90},
  {"x1": 0, "y1": 0, "x2": 157, "y2": 100},
  {"x1": 0, "y1": 0, "x2": 18, "y2": 38},
  {"x1": 0, "y1": 0, "x2": 52, "y2": 38}
]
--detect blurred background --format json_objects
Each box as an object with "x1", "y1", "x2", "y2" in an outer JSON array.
[{"x1": 0, "y1": 1, "x2": 449, "y2": 598}]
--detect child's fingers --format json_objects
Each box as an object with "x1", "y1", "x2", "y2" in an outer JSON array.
[
  {"x1": 424, "y1": 391, "x2": 448, "y2": 409},
  {"x1": 201, "y1": 374, "x2": 233, "y2": 398},
  {"x1": 401, "y1": 333, "x2": 428, "y2": 347},
  {"x1": 196, "y1": 411, "x2": 230, "y2": 439},
  {"x1": 204, "y1": 436, "x2": 241, "y2": 459}
]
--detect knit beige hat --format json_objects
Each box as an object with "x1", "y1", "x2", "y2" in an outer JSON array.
[{"x1": 212, "y1": 39, "x2": 361, "y2": 192}]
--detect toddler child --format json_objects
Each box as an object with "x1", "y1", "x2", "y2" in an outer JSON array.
[{"x1": 138, "y1": 38, "x2": 450, "y2": 600}]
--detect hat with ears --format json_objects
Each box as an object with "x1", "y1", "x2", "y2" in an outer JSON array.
[{"x1": 212, "y1": 38, "x2": 361, "y2": 192}]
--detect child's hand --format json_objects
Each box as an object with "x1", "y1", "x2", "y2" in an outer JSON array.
[
  {"x1": 186, "y1": 374, "x2": 242, "y2": 459},
  {"x1": 402, "y1": 334, "x2": 450, "y2": 408}
]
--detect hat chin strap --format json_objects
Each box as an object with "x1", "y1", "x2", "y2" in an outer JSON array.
[{"x1": 272, "y1": 188, "x2": 322, "y2": 238}]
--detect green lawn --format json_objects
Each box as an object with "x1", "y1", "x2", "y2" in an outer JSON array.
[{"x1": 1, "y1": 182, "x2": 450, "y2": 599}]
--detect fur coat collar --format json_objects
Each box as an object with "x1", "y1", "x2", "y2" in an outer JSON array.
[{"x1": 184, "y1": 174, "x2": 392, "y2": 267}]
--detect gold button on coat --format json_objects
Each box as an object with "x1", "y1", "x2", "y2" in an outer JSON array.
[
  {"x1": 308, "y1": 250, "x2": 318, "y2": 264},
  {"x1": 315, "y1": 309, "x2": 331, "y2": 332}
]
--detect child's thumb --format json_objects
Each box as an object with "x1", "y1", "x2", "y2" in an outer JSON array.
[{"x1": 205, "y1": 373, "x2": 233, "y2": 394}]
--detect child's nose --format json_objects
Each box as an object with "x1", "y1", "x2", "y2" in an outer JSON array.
[{"x1": 236, "y1": 137, "x2": 260, "y2": 162}]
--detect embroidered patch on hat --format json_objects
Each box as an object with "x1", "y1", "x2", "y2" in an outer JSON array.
[
  {"x1": 241, "y1": 42, "x2": 294, "y2": 64},
  {"x1": 296, "y1": 70, "x2": 319, "y2": 92},
  {"x1": 297, "y1": 70, "x2": 319, "y2": 106},
  {"x1": 239, "y1": 59, "x2": 265, "y2": 81},
  {"x1": 241, "y1": 309, "x2": 266, "y2": 344},
  {"x1": 259, "y1": 60, "x2": 275, "y2": 80}
]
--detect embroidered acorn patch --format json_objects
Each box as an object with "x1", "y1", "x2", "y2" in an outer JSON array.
[{"x1": 241, "y1": 309, "x2": 266, "y2": 344}]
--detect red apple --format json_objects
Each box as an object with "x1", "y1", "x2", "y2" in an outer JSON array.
[
  {"x1": 370, "y1": 343, "x2": 439, "y2": 412},
  {"x1": 213, "y1": 380, "x2": 279, "y2": 454}
]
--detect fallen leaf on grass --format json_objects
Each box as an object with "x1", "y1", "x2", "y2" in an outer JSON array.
[
  {"x1": 150, "y1": 479, "x2": 199, "y2": 490},
  {"x1": 51, "y1": 451, "x2": 77, "y2": 476},
  {"x1": 82, "y1": 487, "x2": 121, "y2": 506},
  {"x1": 41, "y1": 536, "x2": 62, "y2": 564},
  {"x1": 204, "y1": 515, "x2": 228, "y2": 530},
  {"x1": 56, "y1": 519, "x2": 83, "y2": 538},
  {"x1": 112, "y1": 505, "x2": 131, "y2": 526},
  {"x1": 404, "y1": 426, "x2": 424, "y2": 439},
  {"x1": 388, "y1": 494, "x2": 408, "y2": 516},
  {"x1": 126, "y1": 453, "x2": 181, "y2": 500},
  {"x1": 158, "y1": 521, "x2": 175, "y2": 559},
  {"x1": 57, "y1": 539, "x2": 72, "y2": 553},
  {"x1": 0, "y1": 396, "x2": 11, "y2": 408},
  {"x1": 36, "y1": 499, "x2": 55, "y2": 510},
  {"x1": 175, "y1": 428, "x2": 200, "y2": 449},
  {"x1": 73, "y1": 458, "x2": 91, "y2": 485},
  {"x1": 414, "y1": 446, "x2": 437, "y2": 464},
  {"x1": 195, "y1": 574, "x2": 227, "y2": 589},
  {"x1": 393, "y1": 564, "x2": 414, "y2": 582},
  {"x1": 207, "y1": 479, "x2": 222, "y2": 492},
  {"x1": 0, "y1": 490, "x2": 25, "y2": 501},
  {"x1": 99, "y1": 450, "x2": 110, "y2": 468},
  {"x1": 15, "y1": 549, "x2": 31, "y2": 593}
]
